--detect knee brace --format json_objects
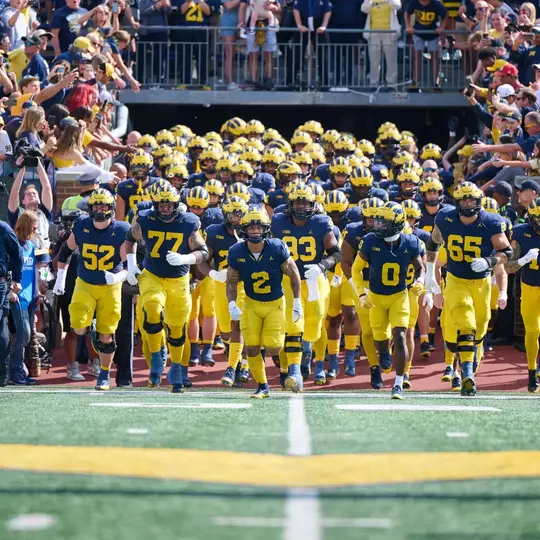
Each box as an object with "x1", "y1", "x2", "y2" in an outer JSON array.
[
  {"x1": 94, "y1": 336, "x2": 117, "y2": 354},
  {"x1": 445, "y1": 341, "x2": 457, "y2": 354},
  {"x1": 167, "y1": 324, "x2": 186, "y2": 348},
  {"x1": 143, "y1": 304, "x2": 164, "y2": 335},
  {"x1": 456, "y1": 331, "x2": 476, "y2": 353},
  {"x1": 284, "y1": 334, "x2": 303, "y2": 353}
]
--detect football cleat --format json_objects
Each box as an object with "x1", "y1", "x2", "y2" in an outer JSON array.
[
  {"x1": 213, "y1": 335, "x2": 225, "y2": 350},
  {"x1": 200, "y1": 353, "x2": 215, "y2": 368},
  {"x1": 420, "y1": 341, "x2": 431, "y2": 358},
  {"x1": 428, "y1": 332, "x2": 436, "y2": 351},
  {"x1": 380, "y1": 352, "x2": 392, "y2": 373},
  {"x1": 327, "y1": 368, "x2": 338, "y2": 381},
  {"x1": 327, "y1": 356, "x2": 339, "y2": 379},
  {"x1": 314, "y1": 361, "x2": 326, "y2": 385},
  {"x1": 189, "y1": 343, "x2": 200, "y2": 367},
  {"x1": 171, "y1": 384, "x2": 184, "y2": 393},
  {"x1": 250, "y1": 384, "x2": 270, "y2": 399},
  {"x1": 285, "y1": 364, "x2": 303, "y2": 393},
  {"x1": 148, "y1": 350, "x2": 164, "y2": 387},
  {"x1": 370, "y1": 365, "x2": 383, "y2": 390},
  {"x1": 442, "y1": 366, "x2": 453, "y2": 382},
  {"x1": 451, "y1": 376, "x2": 462, "y2": 391},
  {"x1": 344, "y1": 363, "x2": 356, "y2": 377},
  {"x1": 300, "y1": 351, "x2": 312, "y2": 381},
  {"x1": 528, "y1": 370, "x2": 539, "y2": 393},
  {"x1": 280, "y1": 372, "x2": 287, "y2": 390},
  {"x1": 95, "y1": 369, "x2": 110, "y2": 391},
  {"x1": 461, "y1": 377, "x2": 476, "y2": 397},
  {"x1": 403, "y1": 373, "x2": 411, "y2": 390},
  {"x1": 181, "y1": 365, "x2": 192, "y2": 388},
  {"x1": 238, "y1": 367, "x2": 249, "y2": 384},
  {"x1": 221, "y1": 366, "x2": 236, "y2": 387},
  {"x1": 391, "y1": 385, "x2": 404, "y2": 400}
]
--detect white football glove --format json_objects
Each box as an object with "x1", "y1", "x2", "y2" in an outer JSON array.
[
  {"x1": 126, "y1": 253, "x2": 141, "y2": 286},
  {"x1": 471, "y1": 257, "x2": 489, "y2": 273},
  {"x1": 330, "y1": 274, "x2": 342, "y2": 288},
  {"x1": 209, "y1": 269, "x2": 228, "y2": 283},
  {"x1": 304, "y1": 263, "x2": 323, "y2": 281},
  {"x1": 425, "y1": 261, "x2": 437, "y2": 293},
  {"x1": 498, "y1": 290, "x2": 508, "y2": 310},
  {"x1": 292, "y1": 297, "x2": 303, "y2": 323},
  {"x1": 104, "y1": 270, "x2": 127, "y2": 285},
  {"x1": 166, "y1": 251, "x2": 196, "y2": 266},
  {"x1": 229, "y1": 300, "x2": 243, "y2": 321},
  {"x1": 518, "y1": 248, "x2": 539, "y2": 267},
  {"x1": 53, "y1": 268, "x2": 66, "y2": 296},
  {"x1": 422, "y1": 292, "x2": 434, "y2": 311},
  {"x1": 359, "y1": 289, "x2": 374, "y2": 310}
]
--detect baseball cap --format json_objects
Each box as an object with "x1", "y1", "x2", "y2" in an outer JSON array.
[
  {"x1": 498, "y1": 63, "x2": 519, "y2": 77},
  {"x1": 496, "y1": 84, "x2": 516, "y2": 98},
  {"x1": 487, "y1": 59, "x2": 508, "y2": 72},
  {"x1": 493, "y1": 181, "x2": 513, "y2": 197},
  {"x1": 457, "y1": 145, "x2": 475, "y2": 157},
  {"x1": 499, "y1": 109, "x2": 522, "y2": 122},
  {"x1": 99, "y1": 63, "x2": 118, "y2": 80},
  {"x1": 32, "y1": 29, "x2": 53, "y2": 40},
  {"x1": 533, "y1": 64, "x2": 540, "y2": 70},
  {"x1": 22, "y1": 34, "x2": 41, "y2": 48},
  {"x1": 517, "y1": 179, "x2": 540, "y2": 192},
  {"x1": 73, "y1": 36, "x2": 95, "y2": 54}
]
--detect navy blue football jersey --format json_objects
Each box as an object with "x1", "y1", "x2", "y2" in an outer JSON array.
[
  {"x1": 271, "y1": 212, "x2": 333, "y2": 280},
  {"x1": 187, "y1": 172, "x2": 209, "y2": 189},
  {"x1": 138, "y1": 210, "x2": 201, "y2": 278},
  {"x1": 252, "y1": 172, "x2": 275, "y2": 194},
  {"x1": 418, "y1": 202, "x2": 451, "y2": 233},
  {"x1": 267, "y1": 188, "x2": 287, "y2": 209},
  {"x1": 343, "y1": 222, "x2": 368, "y2": 252},
  {"x1": 511, "y1": 223, "x2": 540, "y2": 287},
  {"x1": 205, "y1": 223, "x2": 238, "y2": 271},
  {"x1": 228, "y1": 238, "x2": 290, "y2": 301},
  {"x1": 359, "y1": 232, "x2": 423, "y2": 295},
  {"x1": 116, "y1": 178, "x2": 156, "y2": 215},
  {"x1": 201, "y1": 207, "x2": 224, "y2": 229},
  {"x1": 72, "y1": 217, "x2": 129, "y2": 285},
  {"x1": 435, "y1": 208, "x2": 506, "y2": 280}
]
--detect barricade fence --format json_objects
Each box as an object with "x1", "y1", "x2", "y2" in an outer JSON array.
[{"x1": 125, "y1": 26, "x2": 474, "y2": 91}]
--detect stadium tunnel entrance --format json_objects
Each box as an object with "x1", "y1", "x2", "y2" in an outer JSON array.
[{"x1": 129, "y1": 105, "x2": 478, "y2": 146}]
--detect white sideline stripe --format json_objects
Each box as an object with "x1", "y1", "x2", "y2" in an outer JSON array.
[
  {"x1": 1, "y1": 388, "x2": 537, "y2": 401},
  {"x1": 90, "y1": 403, "x2": 251, "y2": 409},
  {"x1": 336, "y1": 404, "x2": 500, "y2": 412},
  {"x1": 446, "y1": 432, "x2": 470, "y2": 438},
  {"x1": 7, "y1": 514, "x2": 56, "y2": 531},
  {"x1": 213, "y1": 517, "x2": 392, "y2": 529},
  {"x1": 126, "y1": 428, "x2": 149, "y2": 435},
  {"x1": 285, "y1": 397, "x2": 321, "y2": 540}
]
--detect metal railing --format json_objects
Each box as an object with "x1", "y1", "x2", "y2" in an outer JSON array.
[{"x1": 125, "y1": 26, "x2": 475, "y2": 91}]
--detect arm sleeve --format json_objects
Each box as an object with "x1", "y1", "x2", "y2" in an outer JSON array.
[{"x1": 473, "y1": 102, "x2": 493, "y2": 129}]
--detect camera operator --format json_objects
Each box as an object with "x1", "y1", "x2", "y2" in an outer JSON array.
[
  {"x1": 7, "y1": 157, "x2": 52, "y2": 250},
  {"x1": 0, "y1": 217, "x2": 23, "y2": 386}
]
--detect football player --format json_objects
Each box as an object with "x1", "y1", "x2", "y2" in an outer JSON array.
[
  {"x1": 425, "y1": 182, "x2": 511, "y2": 396},
  {"x1": 227, "y1": 208, "x2": 302, "y2": 398},
  {"x1": 345, "y1": 166, "x2": 388, "y2": 204},
  {"x1": 505, "y1": 198, "x2": 540, "y2": 392},
  {"x1": 266, "y1": 161, "x2": 301, "y2": 214},
  {"x1": 271, "y1": 183, "x2": 341, "y2": 389},
  {"x1": 358, "y1": 202, "x2": 425, "y2": 399},
  {"x1": 116, "y1": 150, "x2": 155, "y2": 221},
  {"x1": 125, "y1": 183, "x2": 209, "y2": 393},
  {"x1": 342, "y1": 197, "x2": 385, "y2": 388},
  {"x1": 321, "y1": 157, "x2": 352, "y2": 191},
  {"x1": 187, "y1": 146, "x2": 222, "y2": 188},
  {"x1": 199, "y1": 196, "x2": 250, "y2": 386},
  {"x1": 53, "y1": 188, "x2": 130, "y2": 391}
]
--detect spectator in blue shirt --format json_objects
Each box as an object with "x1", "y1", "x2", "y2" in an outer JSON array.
[
  {"x1": 8, "y1": 210, "x2": 39, "y2": 385},
  {"x1": 51, "y1": 0, "x2": 88, "y2": 56},
  {"x1": 170, "y1": 0, "x2": 215, "y2": 88},
  {"x1": 0, "y1": 218, "x2": 23, "y2": 387},
  {"x1": 285, "y1": 0, "x2": 332, "y2": 88},
  {"x1": 21, "y1": 34, "x2": 49, "y2": 84}
]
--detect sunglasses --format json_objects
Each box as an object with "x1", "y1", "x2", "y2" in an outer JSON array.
[
  {"x1": 423, "y1": 167, "x2": 437, "y2": 172},
  {"x1": 525, "y1": 123, "x2": 537, "y2": 128}
]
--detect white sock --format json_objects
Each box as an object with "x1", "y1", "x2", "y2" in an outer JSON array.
[{"x1": 394, "y1": 375, "x2": 404, "y2": 388}]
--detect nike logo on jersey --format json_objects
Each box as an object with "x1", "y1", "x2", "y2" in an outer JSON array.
[
  {"x1": 111, "y1": 232, "x2": 116, "y2": 236},
  {"x1": 525, "y1": 233, "x2": 532, "y2": 237},
  {"x1": 283, "y1": 230, "x2": 290, "y2": 233},
  {"x1": 373, "y1": 247, "x2": 381, "y2": 251},
  {"x1": 83, "y1": 229, "x2": 89, "y2": 233},
  {"x1": 238, "y1": 258, "x2": 246, "y2": 262},
  {"x1": 217, "y1": 235, "x2": 224, "y2": 239},
  {"x1": 269, "y1": 257, "x2": 274, "y2": 261}
]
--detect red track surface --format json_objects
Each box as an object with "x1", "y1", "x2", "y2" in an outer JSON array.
[{"x1": 40, "y1": 337, "x2": 529, "y2": 392}]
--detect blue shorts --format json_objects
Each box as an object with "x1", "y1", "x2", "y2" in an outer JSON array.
[
  {"x1": 246, "y1": 27, "x2": 277, "y2": 53},
  {"x1": 220, "y1": 10, "x2": 239, "y2": 37},
  {"x1": 412, "y1": 34, "x2": 440, "y2": 52}
]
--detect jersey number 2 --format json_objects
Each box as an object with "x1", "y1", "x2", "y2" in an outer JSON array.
[
  {"x1": 252, "y1": 271, "x2": 271, "y2": 294},
  {"x1": 82, "y1": 244, "x2": 115, "y2": 271}
]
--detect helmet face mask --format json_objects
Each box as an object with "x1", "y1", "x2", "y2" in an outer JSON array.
[
  {"x1": 225, "y1": 210, "x2": 244, "y2": 229},
  {"x1": 400, "y1": 181, "x2": 417, "y2": 198},
  {"x1": 354, "y1": 185, "x2": 372, "y2": 199},
  {"x1": 530, "y1": 214, "x2": 540, "y2": 233},
  {"x1": 456, "y1": 196, "x2": 481, "y2": 218},
  {"x1": 422, "y1": 189, "x2": 443, "y2": 207},
  {"x1": 244, "y1": 224, "x2": 268, "y2": 243},
  {"x1": 132, "y1": 164, "x2": 150, "y2": 180},
  {"x1": 202, "y1": 159, "x2": 217, "y2": 174},
  {"x1": 89, "y1": 202, "x2": 113, "y2": 222},
  {"x1": 290, "y1": 198, "x2": 314, "y2": 221},
  {"x1": 332, "y1": 173, "x2": 348, "y2": 187},
  {"x1": 156, "y1": 201, "x2": 178, "y2": 220}
]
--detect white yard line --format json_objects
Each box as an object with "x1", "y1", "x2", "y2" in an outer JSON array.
[
  {"x1": 446, "y1": 432, "x2": 470, "y2": 438},
  {"x1": 336, "y1": 404, "x2": 501, "y2": 412},
  {"x1": 285, "y1": 396, "x2": 321, "y2": 540},
  {"x1": 90, "y1": 403, "x2": 251, "y2": 409},
  {"x1": 213, "y1": 517, "x2": 392, "y2": 529}
]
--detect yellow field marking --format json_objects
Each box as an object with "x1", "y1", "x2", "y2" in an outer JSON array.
[{"x1": 2, "y1": 444, "x2": 540, "y2": 487}]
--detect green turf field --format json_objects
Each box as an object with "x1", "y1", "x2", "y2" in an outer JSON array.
[{"x1": 1, "y1": 389, "x2": 540, "y2": 540}]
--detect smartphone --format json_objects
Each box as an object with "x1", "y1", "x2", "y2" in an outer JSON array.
[
  {"x1": 112, "y1": 0, "x2": 119, "y2": 13},
  {"x1": 48, "y1": 115, "x2": 56, "y2": 130},
  {"x1": 95, "y1": 113, "x2": 104, "y2": 121},
  {"x1": 57, "y1": 66, "x2": 64, "y2": 74},
  {"x1": 482, "y1": 33, "x2": 489, "y2": 39},
  {"x1": 465, "y1": 86, "x2": 475, "y2": 97}
]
